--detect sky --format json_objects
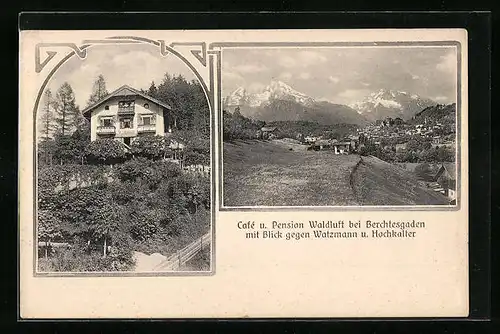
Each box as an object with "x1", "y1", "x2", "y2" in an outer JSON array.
[
  {"x1": 43, "y1": 43, "x2": 197, "y2": 110},
  {"x1": 221, "y1": 46, "x2": 458, "y2": 105}
]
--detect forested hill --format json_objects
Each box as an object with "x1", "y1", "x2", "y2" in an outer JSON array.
[
  {"x1": 411, "y1": 103, "x2": 456, "y2": 125},
  {"x1": 266, "y1": 120, "x2": 358, "y2": 138},
  {"x1": 142, "y1": 75, "x2": 210, "y2": 137}
]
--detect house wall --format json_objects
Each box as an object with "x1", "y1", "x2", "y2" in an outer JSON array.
[{"x1": 90, "y1": 96, "x2": 165, "y2": 141}]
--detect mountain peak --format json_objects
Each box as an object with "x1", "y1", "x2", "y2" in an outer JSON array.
[
  {"x1": 225, "y1": 80, "x2": 315, "y2": 108},
  {"x1": 350, "y1": 89, "x2": 436, "y2": 121}
]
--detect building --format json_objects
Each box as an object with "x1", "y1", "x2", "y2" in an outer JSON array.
[
  {"x1": 434, "y1": 163, "x2": 457, "y2": 202},
  {"x1": 395, "y1": 143, "x2": 407, "y2": 153},
  {"x1": 82, "y1": 85, "x2": 174, "y2": 146},
  {"x1": 260, "y1": 126, "x2": 280, "y2": 140},
  {"x1": 310, "y1": 140, "x2": 351, "y2": 154}
]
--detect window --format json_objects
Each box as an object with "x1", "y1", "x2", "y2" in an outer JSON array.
[
  {"x1": 140, "y1": 114, "x2": 155, "y2": 126},
  {"x1": 120, "y1": 117, "x2": 133, "y2": 129},
  {"x1": 99, "y1": 116, "x2": 113, "y2": 127},
  {"x1": 144, "y1": 103, "x2": 149, "y2": 109},
  {"x1": 104, "y1": 105, "x2": 110, "y2": 110}
]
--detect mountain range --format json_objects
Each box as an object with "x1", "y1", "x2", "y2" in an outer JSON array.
[{"x1": 223, "y1": 80, "x2": 438, "y2": 125}]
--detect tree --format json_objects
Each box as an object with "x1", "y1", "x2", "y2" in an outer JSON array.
[
  {"x1": 54, "y1": 82, "x2": 80, "y2": 136},
  {"x1": 39, "y1": 89, "x2": 56, "y2": 141},
  {"x1": 147, "y1": 81, "x2": 158, "y2": 98},
  {"x1": 38, "y1": 210, "x2": 63, "y2": 258},
  {"x1": 86, "y1": 74, "x2": 109, "y2": 106}
]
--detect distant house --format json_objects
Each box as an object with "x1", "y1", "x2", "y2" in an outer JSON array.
[
  {"x1": 310, "y1": 140, "x2": 351, "y2": 154},
  {"x1": 261, "y1": 126, "x2": 280, "y2": 140},
  {"x1": 304, "y1": 135, "x2": 320, "y2": 144},
  {"x1": 312, "y1": 139, "x2": 333, "y2": 150},
  {"x1": 82, "y1": 85, "x2": 174, "y2": 146},
  {"x1": 332, "y1": 142, "x2": 351, "y2": 154},
  {"x1": 395, "y1": 143, "x2": 407, "y2": 153},
  {"x1": 394, "y1": 117, "x2": 404, "y2": 125},
  {"x1": 434, "y1": 163, "x2": 457, "y2": 202}
]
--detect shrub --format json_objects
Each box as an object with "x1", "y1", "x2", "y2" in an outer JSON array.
[
  {"x1": 130, "y1": 135, "x2": 171, "y2": 160},
  {"x1": 85, "y1": 139, "x2": 128, "y2": 164}
]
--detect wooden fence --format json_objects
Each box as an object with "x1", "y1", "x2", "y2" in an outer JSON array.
[
  {"x1": 182, "y1": 164, "x2": 210, "y2": 178},
  {"x1": 152, "y1": 232, "x2": 211, "y2": 271}
]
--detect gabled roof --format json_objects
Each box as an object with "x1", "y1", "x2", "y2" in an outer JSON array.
[
  {"x1": 81, "y1": 85, "x2": 173, "y2": 115},
  {"x1": 435, "y1": 163, "x2": 456, "y2": 181},
  {"x1": 261, "y1": 127, "x2": 277, "y2": 132}
]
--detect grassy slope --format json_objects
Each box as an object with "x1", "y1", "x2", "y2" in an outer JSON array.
[
  {"x1": 224, "y1": 140, "x2": 449, "y2": 206},
  {"x1": 352, "y1": 156, "x2": 449, "y2": 205},
  {"x1": 223, "y1": 140, "x2": 359, "y2": 206}
]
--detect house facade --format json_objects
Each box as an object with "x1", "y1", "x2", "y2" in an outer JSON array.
[
  {"x1": 434, "y1": 163, "x2": 457, "y2": 202},
  {"x1": 82, "y1": 85, "x2": 174, "y2": 146}
]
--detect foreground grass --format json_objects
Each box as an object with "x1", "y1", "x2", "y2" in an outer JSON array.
[
  {"x1": 223, "y1": 140, "x2": 360, "y2": 206},
  {"x1": 223, "y1": 140, "x2": 450, "y2": 207}
]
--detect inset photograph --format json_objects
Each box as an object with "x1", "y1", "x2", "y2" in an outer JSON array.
[
  {"x1": 36, "y1": 43, "x2": 212, "y2": 274},
  {"x1": 221, "y1": 46, "x2": 459, "y2": 208}
]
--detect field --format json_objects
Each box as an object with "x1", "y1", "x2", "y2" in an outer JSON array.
[
  {"x1": 223, "y1": 140, "x2": 449, "y2": 207},
  {"x1": 223, "y1": 140, "x2": 360, "y2": 206}
]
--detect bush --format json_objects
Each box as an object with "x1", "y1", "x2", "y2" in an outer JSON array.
[
  {"x1": 184, "y1": 151, "x2": 209, "y2": 166},
  {"x1": 130, "y1": 135, "x2": 171, "y2": 160},
  {"x1": 85, "y1": 139, "x2": 128, "y2": 164}
]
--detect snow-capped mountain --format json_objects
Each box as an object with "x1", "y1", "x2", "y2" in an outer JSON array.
[
  {"x1": 224, "y1": 80, "x2": 316, "y2": 108},
  {"x1": 223, "y1": 80, "x2": 367, "y2": 125},
  {"x1": 349, "y1": 89, "x2": 436, "y2": 121}
]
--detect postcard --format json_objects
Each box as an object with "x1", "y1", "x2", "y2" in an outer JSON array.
[{"x1": 19, "y1": 28, "x2": 468, "y2": 318}]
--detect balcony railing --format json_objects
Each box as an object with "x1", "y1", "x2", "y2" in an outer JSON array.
[
  {"x1": 117, "y1": 106, "x2": 135, "y2": 115},
  {"x1": 96, "y1": 126, "x2": 116, "y2": 134},
  {"x1": 137, "y1": 124, "x2": 156, "y2": 133}
]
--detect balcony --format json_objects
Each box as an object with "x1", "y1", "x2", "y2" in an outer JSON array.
[
  {"x1": 137, "y1": 124, "x2": 156, "y2": 133},
  {"x1": 96, "y1": 126, "x2": 116, "y2": 135},
  {"x1": 117, "y1": 106, "x2": 135, "y2": 115}
]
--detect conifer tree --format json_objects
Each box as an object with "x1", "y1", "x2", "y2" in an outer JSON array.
[
  {"x1": 86, "y1": 74, "x2": 109, "y2": 107},
  {"x1": 54, "y1": 82, "x2": 80, "y2": 136},
  {"x1": 39, "y1": 88, "x2": 55, "y2": 141}
]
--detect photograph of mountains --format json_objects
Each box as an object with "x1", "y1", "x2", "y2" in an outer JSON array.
[{"x1": 221, "y1": 47, "x2": 459, "y2": 207}]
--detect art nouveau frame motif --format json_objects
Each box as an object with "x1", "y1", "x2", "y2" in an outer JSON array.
[{"x1": 32, "y1": 36, "x2": 219, "y2": 277}]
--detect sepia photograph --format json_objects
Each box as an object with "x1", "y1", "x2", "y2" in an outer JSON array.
[
  {"x1": 35, "y1": 42, "x2": 212, "y2": 274},
  {"x1": 221, "y1": 46, "x2": 459, "y2": 208}
]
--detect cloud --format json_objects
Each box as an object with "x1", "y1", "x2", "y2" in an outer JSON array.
[
  {"x1": 361, "y1": 82, "x2": 371, "y2": 87},
  {"x1": 233, "y1": 63, "x2": 268, "y2": 73},
  {"x1": 298, "y1": 51, "x2": 327, "y2": 65},
  {"x1": 299, "y1": 72, "x2": 311, "y2": 80},
  {"x1": 433, "y1": 96, "x2": 450, "y2": 102},
  {"x1": 436, "y1": 52, "x2": 457, "y2": 73},
  {"x1": 328, "y1": 76, "x2": 340, "y2": 84},
  {"x1": 279, "y1": 50, "x2": 328, "y2": 68},
  {"x1": 248, "y1": 82, "x2": 266, "y2": 93},
  {"x1": 280, "y1": 55, "x2": 297, "y2": 68},
  {"x1": 335, "y1": 88, "x2": 371, "y2": 104},
  {"x1": 411, "y1": 74, "x2": 420, "y2": 80},
  {"x1": 279, "y1": 72, "x2": 292, "y2": 80}
]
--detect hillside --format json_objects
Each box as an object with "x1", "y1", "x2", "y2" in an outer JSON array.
[
  {"x1": 223, "y1": 141, "x2": 448, "y2": 207},
  {"x1": 411, "y1": 103, "x2": 456, "y2": 125},
  {"x1": 351, "y1": 156, "x2": 449, "y2": 205}
]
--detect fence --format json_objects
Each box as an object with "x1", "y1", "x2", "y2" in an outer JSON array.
[
  {"x1": 183, "y1": 164, "x2": 210, "y2": 178},
  {"x1": 153, "y1": 232, "x2": 211, "y2": 271}
]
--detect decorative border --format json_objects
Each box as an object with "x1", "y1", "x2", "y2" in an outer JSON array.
[
  {"x1": 32, "y1": 36, "x2": 217, "y2": 277},
  {"x1": 212, "y1": 41, "x2": 463, "y2": 212}
]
